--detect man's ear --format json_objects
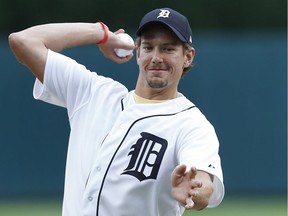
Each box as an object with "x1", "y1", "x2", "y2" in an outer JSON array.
[
  {"x1": 184, "y1": 47, "x2": 195, "y2": 68},
  {"x1": 136, "y1": 46, "x2": 140, "y2": 65}
]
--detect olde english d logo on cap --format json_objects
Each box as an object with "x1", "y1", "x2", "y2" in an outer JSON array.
[{"x1": 157, "y1": 9, "x2": 170, "y2": 19}]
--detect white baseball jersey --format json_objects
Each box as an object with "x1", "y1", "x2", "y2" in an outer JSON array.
[{"x1": 33, "y1": 50, "x2": 224, "y2": 216}]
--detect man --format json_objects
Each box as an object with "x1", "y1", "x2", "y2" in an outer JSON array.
[{"x1": 9, "y1": 7, "x2": 224, "y2": 216}]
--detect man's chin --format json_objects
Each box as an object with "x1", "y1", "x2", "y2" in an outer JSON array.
[{"x1": 147, "y1": 80, "x2": 168, "y2": 89}]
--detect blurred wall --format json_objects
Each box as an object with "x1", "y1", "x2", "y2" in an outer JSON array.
[{"x1": 0, "y1": 28, "x2": 286, "y2": 198}]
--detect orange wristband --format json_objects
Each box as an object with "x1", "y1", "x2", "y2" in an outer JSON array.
[{"x1": 96, "y1": 22, "x2": 109, "y2": 45}]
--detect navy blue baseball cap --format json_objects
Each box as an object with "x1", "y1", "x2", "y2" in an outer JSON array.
[{"x1": 136, "y1": 8, "x2": 193, "y2": 45}]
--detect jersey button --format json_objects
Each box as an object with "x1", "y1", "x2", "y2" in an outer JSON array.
[
  {"x1": 88, "y1": 196, "x2": 93, "y2": 201},
  {"x1": 96, "y1": 166, "x2": 101, "y2": 171}
]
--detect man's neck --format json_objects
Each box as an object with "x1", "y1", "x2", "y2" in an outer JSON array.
[{"x1": 133, "y1": 92, "x2": 168, "y2": 104}]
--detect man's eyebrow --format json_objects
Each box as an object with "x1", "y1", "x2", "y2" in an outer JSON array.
[
  {"x1": 164, "y1": 42, "x2": 179, "y2": 46},
  {"x1": 141, "y1": 41, "x2": 179, "y2": 46},
  {"x1": 141, "y1": 41, "x2": 151, "y2": 45}
]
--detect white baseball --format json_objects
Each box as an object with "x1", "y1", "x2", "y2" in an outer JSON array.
[{"x1": 114, "y1": 33, "x2": 134, "y2": 57}]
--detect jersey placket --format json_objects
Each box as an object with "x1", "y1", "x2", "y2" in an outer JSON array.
[{"x1": 81, "y1": 114, "x2": 132, "y2": 215}]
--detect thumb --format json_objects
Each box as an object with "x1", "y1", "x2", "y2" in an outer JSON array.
[
  {"x1": 171, "y1": 164, "x2": 187, "y2": 186},
  {"x1": 174, "y1": 164, "x2": 187, "y2": 176},
  {"x1": 114, "y1": 29, "x2": 125, "y2": 34}
]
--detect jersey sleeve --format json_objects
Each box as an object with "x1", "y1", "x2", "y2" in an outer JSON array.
[
  {"x1": 177, "y1": 108, "x2": 225, "y2": 208},
  {"x1": 33, "y1": 49, "x2": 114, "y2": 117}
]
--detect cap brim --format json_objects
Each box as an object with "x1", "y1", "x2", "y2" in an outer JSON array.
[{"x1": 136, "y1": 21, "x2": 187, "y2": 44}]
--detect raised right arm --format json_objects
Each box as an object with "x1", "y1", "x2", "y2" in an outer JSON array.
[{"x1": 8, "y1": 22, "x2": 135, "y2": 83}]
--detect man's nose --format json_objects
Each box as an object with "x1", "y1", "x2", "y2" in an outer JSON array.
[{"x1": 152, "y1": 49, "x2": 163, "y2": 64}]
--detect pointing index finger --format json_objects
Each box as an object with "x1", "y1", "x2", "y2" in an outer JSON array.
[{"x1": 188, "y1": 166, "x2": 197, "y2": 179}]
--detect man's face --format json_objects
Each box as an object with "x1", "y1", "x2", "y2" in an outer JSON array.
[{"x1": 136, "y1": 25, "x2": 194, "y2": 98}]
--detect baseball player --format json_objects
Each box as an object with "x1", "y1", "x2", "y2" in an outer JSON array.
[{"x1": 9, "y1": 7, "x2": 224, "y2": 216}]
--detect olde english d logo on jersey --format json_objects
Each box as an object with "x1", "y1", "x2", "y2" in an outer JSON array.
[{"x1": 121, "y1": 132, "x2": 167, "y2": 181}]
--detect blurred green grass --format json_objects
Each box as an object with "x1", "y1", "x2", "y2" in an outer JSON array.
[
  {"x1": 185, "y1": 196, "x2": 287, "y2": 216},
  {"x1": 0, "y1": 199, "x2": 61, "y2": 216},
  {"x1": 0, "y1": 196, "x2": 286, "y2": 216}
]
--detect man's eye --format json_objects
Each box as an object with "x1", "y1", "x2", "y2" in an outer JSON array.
[
  {"x1": 163, "y1": 47, "x2": 175, "y2": 52},
  {"x1": 143, "y1": 46, "x2": 152, "y2": 51}
]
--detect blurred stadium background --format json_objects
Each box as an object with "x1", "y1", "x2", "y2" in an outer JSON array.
[{"x1": 0, "y1": 0, "x2": 286, "y2": 215}]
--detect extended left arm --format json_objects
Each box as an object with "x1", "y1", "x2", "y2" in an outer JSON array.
[{"x1": 171, "y1": 165, "x2": 214, "y2": 210}]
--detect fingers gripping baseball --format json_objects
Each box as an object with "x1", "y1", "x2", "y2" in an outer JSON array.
[
  {"x1": 98, "y1": 28, "x2": 135, "y2": 64},
  {"x1": 171, "y1": 165, "x2": 203, "y2": 209}
]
